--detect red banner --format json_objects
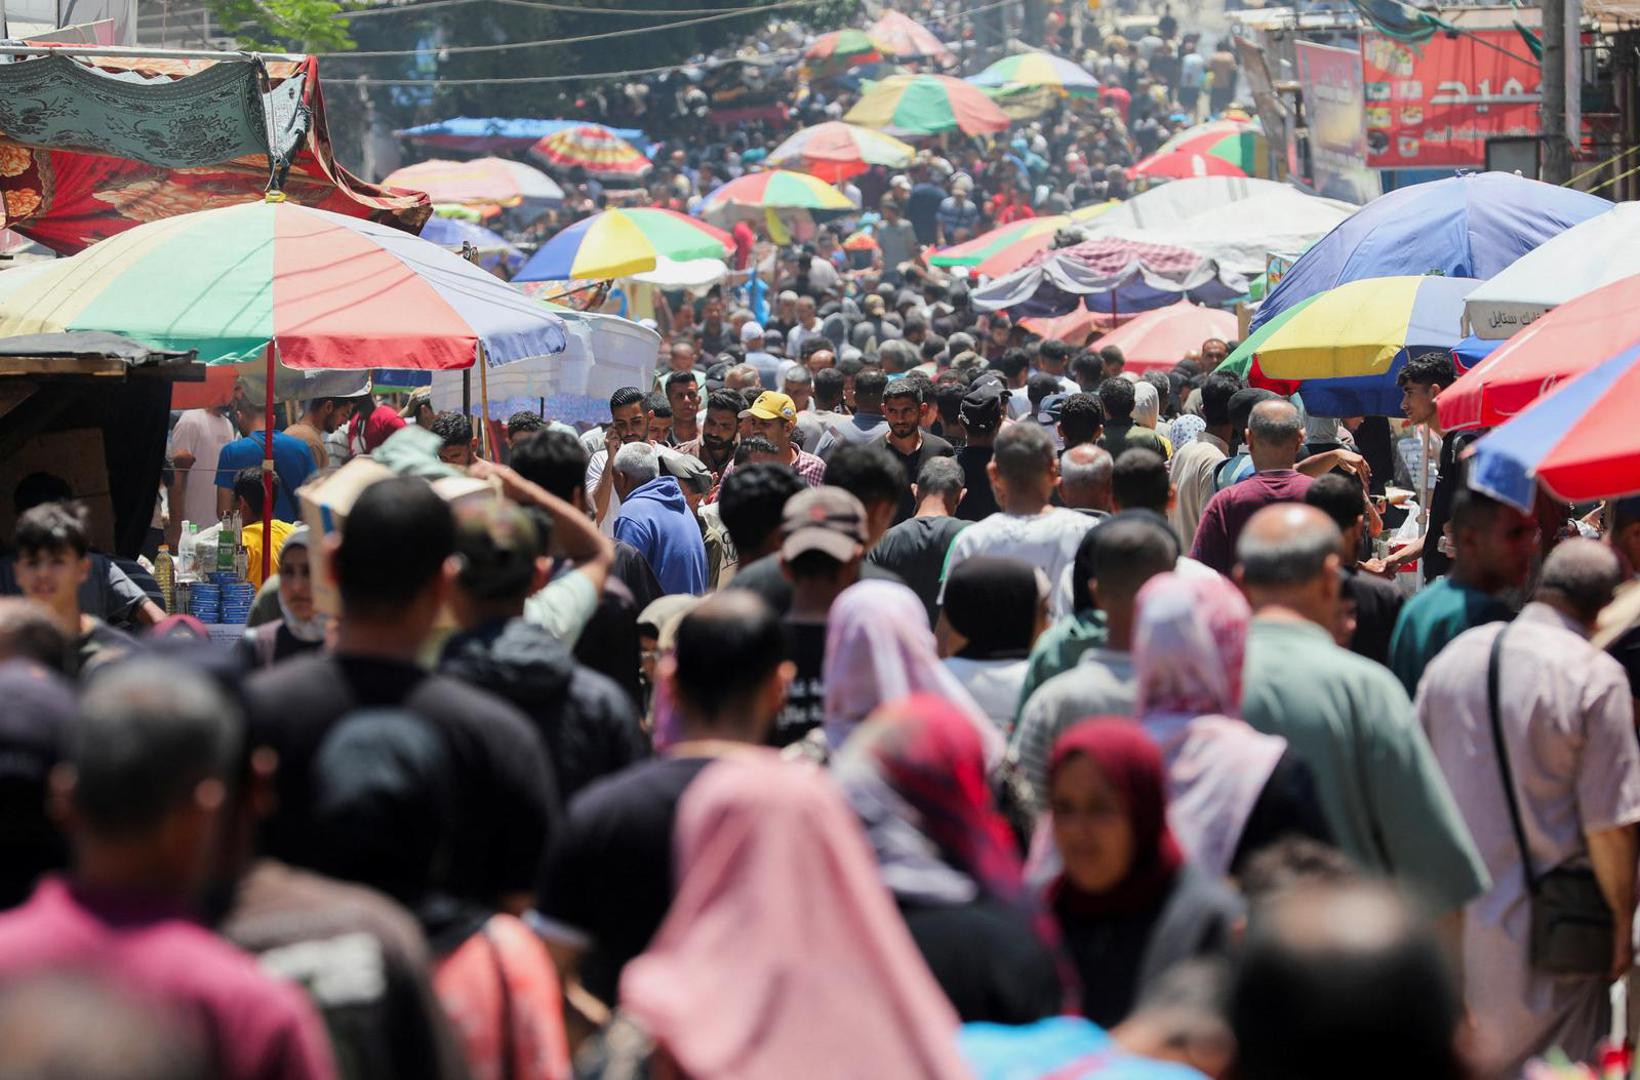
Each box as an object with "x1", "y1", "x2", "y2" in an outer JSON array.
[{"x1": 1360, "y1": 31, "x2": 1540, "y2": 168}]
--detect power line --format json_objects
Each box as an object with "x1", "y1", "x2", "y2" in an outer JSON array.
[
  {"x1": 339, "y1": 0, "x2": 806, "y2": 19},
  {"x1": 317, "y1": 0, "x2": 816, "y2": 57}
]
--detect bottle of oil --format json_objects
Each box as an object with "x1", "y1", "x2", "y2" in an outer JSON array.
[{"x1": 154, "y1": 544, "x2": 176, "y2": 613}]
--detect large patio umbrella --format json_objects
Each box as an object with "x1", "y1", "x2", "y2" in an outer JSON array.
[
  {"x1": 420, "y1": 215, "x2": 525, "y2": 275},
  {"x1": 970, "y1": 51, "x2": 1100, "y2": 96},
  {"x1": 1439, "y1": 273, "x2": 1640, "y2": 433},
  {"x1": 530, "y1": 124, "x2": 652, "y2": 181},
  {"x1": 1462, "y1": 202, "x2": 1640, "y2": 339},
  {"x1": 1130, "y1": 120, "x2": 1271, "y2": 180},
  {"x1": 698, "y1": 170, "x2": 855, "y2": 226},
  {"x1": 868, "y1": 10, "x2": 953, "y2": 62},
  {"x1": 765, "y1": 122, "x2": 916, "y2": 182},
  {"x1": 803, "y1": 29, "x2": 884, "y2": 70},
  {"x1": 1254, "y1": 172, "x2": 1611, "y2": 332},
  {"x1": 0, "y1": 196, "x2": 567, "y2": 579},
  {"x1": 971, "y1": 236, "x2": 1247, "y2": 318},
  {"x1": 513, "y1": 208, "x2": 731, "y2": 282},
  {"x1": 844, "y1": 74, "x2": 1011, "y2": 137},
  {"x1": 1088, "y1": 301, "x2": 1239, "y2": 373},
  {"x1": 382, "y1": 156, "x2": 564, "y2": 207},
  {"x1": 930, "y1": 202, "x2": 1117, "y2": 278}
]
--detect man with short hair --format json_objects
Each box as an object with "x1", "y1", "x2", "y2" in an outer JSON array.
[
  {"x1": 1382, "y1": 352, "x2": 1464, "y2": 581},
  {"x1": 440, "y1": 497, "x2": 644, "y2": 804},
  {"x1": 941, "y1": 422, "x2": 1098, "y2": 618},
  {"x1": 655, "y1": 341, "x2": 703, "y2": 396},
  {"x1": 663, "y1": 370, "x2": 702, "y2": 445},
  {"x1": 1096, "y1": 377, "x2": 1167, "y2": 459},
  {"x1": 245, "y1": 477, "x2": 560, "y2": 914},
  {"x1": 876, "y1": 198, "x2": 919, "y2": 281},
  {"x1": 537, "y1": 592, "x2": 794, "y2": 1005},
  {"x1": 1057, "y1": 392, "x2": 1104, "y2": 450},
  {"x1": 740, "y1": 322, "x2": 780, "y2": 389},
  {"x1": 782, "y1": 366, "x2": 814, "y2": 413},
  {"x1": 1060, "y1": 444, "x2": 1113, "y2": 516},
  {"x1": 676, "y1": 388, "x2": 740, "y2": 481},
  {"x1": 0, "y1": 660, "x2": 336, "y2": 1080},
  {"x1": 717, "y1": 463, "x2": 804, "y2": 570},
  {"x1": 13, "y1": 504, "x2": 136, "y2": 679},
  {"x1": 1388, "y1": 487, "x2": 1534, "y2": 696},
  {"x1": 229, "y1": 467, "x2": 294, "y2": 588},
  {"x1": 1170, "y1": 371, "x2": 1242, "y2": 548},
  {"x1": 641, "y1": 393, "x2": 672, "y2": 445},
  {"x1": 285, "y1": 396, "x2": 350, "y2": 469},
  {"x1": 775, "y1": 487, "x2": 870, "y2": 746},
  {"x1": 1034, "y1": 339, "x2": 1081, "y2": 394},
  {"x1": 870, "y1": 455, "x2": 970, "y2": 628},
  {"x1": 1014, "y1": 515, "x2": 1179, "y2": 809},
  {"x1": 788, "y1": 295, "x2": 823, "y2": 359},
  {"x1": 610, "y1": 441, "x2": 707, "y2": 596},
  {"x1": 429, "y1": 411, "x2": 475, "y2": 467},
  {"x1": 587, "y1": 387, "x2": 649, "y2": 536},
  {"x1": 1190, "y1": 399, "x2": 1314, "y2": 575},
  {"x1": 873, "y1": 378, "x2": 954, "y2": 523},
  {"x1": 1099, "y1": 345, "x2": 1126, "y2": 380},
  {"x1": 816, "y1": 368, "x2": 891, "y2": 455},
  {"x1": 215, "y1": 397, "x2": 317, "y2": 521},
  {"x1": 169, "y1": 403, "x2": 235, "y2": 540},
  {"x1": 1306, "y1": 473, "x2": 1404, "y2": 664},
  {"x1": 1237, "y1": 503, "x2": 1486, "y2": 910},
  {"x1": 1416, "y1": 540, "x2": 1640, "y2": 1078}
]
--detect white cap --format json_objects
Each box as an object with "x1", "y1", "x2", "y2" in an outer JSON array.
[{"x1": 740, "y1": 321, "x2": 765, "y2": 343}]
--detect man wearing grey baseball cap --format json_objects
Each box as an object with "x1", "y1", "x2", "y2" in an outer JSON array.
[{"x1": 775, "y1": 487, "x2": 869, "y2": 747}]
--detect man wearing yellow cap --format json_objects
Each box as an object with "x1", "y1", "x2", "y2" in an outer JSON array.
[{"x1": 717, "y1": 391, "x2": 828, "y2": 491}]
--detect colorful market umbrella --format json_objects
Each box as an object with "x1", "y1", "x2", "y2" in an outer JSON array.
[
  {"x1": 1254, "y1": 172, "x2": 1611, "y2": 332},
  {"x1": 1439, "y1": 273, "x2": 1640, "y2": 433},
  {"x1": 970, "y1": 51, "x2": 1100, "y2": 96},
  {"x1": 514, "y1": 207, "x2": 731, "y2": 282},
  {"x1": 766, "y1": 122, "x2": 916, "y2": 182},
  {"x1": 930, "y1": 216, "x2": 1069, "y2": 275},
  {"x1": 971, "y1": 236, "x2": 1248, "y2": 318},
  {"x1": 1130, "y1": 120, "x2": 1271, "y2": 180},
  {"x1": 1241, "y1": 275, "x2": 1479, "y2": 415},
  {"x1": 844, "y1": 74, "x2": 1011, "y2": 138},
  {"x1": 698, "y1": 170, "x2": 855, "y2": 226},
  {"x1": 381, "y1": 156, "x2": 564, "y2": 207},
  {"x1": 530, "y1": 124, "x2": 652, "y2": 181},
  {"x1": 1088, "y1": 301, "x2": 1239, "y2": 373},
  {"x1": 1467, "y1": 343, "x2": 1640, "y2": 510},
  {"x1": 804, "y1": 29, "x2": 884, "y2": 67},
  {"x1": 1461, "y1": 202, "x2": 1640, "y2": 339},
  {"x1": 868, "y1": 10, "x2": 954, "y2": 62}
]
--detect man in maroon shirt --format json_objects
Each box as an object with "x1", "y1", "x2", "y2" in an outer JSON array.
[
  {"x1": 0, "y1": 659, "x2": 336, "y2": 1080},
  {"x1": 1191, "y1": 399, "x2": 1316, "y2": 575}
]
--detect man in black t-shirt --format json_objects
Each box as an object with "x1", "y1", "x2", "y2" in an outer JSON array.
[
  {"x1": 871, "y1": 456, "x2": 970, "y2": 628},
  {"x1": 536, "y1": 591, "x2": 791, "y2": 1005},
  {"x1": 1306, "y1": 473, "x2": 1405, "y2": 665},
  {"x1": 245, "y1": 477, "x2": 559, "y2": 915},
  {"x1": 873, "y1": 378, "x2": 954, "y2": 524}
]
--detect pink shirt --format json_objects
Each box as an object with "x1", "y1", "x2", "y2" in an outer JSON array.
[
  {"x1": 1189, "y1": 469, "x2": 1314, "y2": 575},
  {"x1": 0, "y1": 877, "x2": 335, "y2": 1080}
]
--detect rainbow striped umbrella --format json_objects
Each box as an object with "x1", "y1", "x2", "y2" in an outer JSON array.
[
  {"x1": 804, "y1": 28, "x2": 883, "y2": 66},
  {"x1": 766, "y1": 121, "x2": 916, "y2": 182},
  {"x1": 699, "y1": 170, "x2": 855, "y2": 226},
  {"x1": 970, "y1": 51, "x2": 1100, "y2": 96},
  {"x1": 530, "y1": 124, "x2": 651, "y2": 181},
  {"x1": 1131, "y1": 120, "x2": 1271, "y2": 180},
  {"x1": 844, "y1": 74, "x2": 1012, "y2": 137},
  {"x1": 514, "y1": 207, "x2": 731, "y2": 282},
  {"x1": 0, "y1": 198, "x2": 567, "y2": 368},
  {"x1": 868, "y1": 10, "x2": 953, "y2": 61},
  {"x1": 929, "y1": 201, "x2": 1116, "y2": 277}
]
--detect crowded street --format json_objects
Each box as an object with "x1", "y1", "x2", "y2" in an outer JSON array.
[{"x1": 0, "y1": 0, "x2": 1636, "y2": 1076}]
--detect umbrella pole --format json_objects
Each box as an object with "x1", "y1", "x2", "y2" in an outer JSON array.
[
  {"x1": 477, "y1": 344, "x2": 492, "y2": 461},
  {"x1": 261, "y1": 341, "x2": 275, "y2": 586}
]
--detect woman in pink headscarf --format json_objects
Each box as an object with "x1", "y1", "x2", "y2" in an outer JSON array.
[
  {"x1": 823, "y1": 580, "x2": 1000, "y2": 762},
  {"x1": 616, "y1": 753, "x2": 972, "y2": 1080},
  {"x1": 1132, "y1": 572, "x2": 1331, "y2": 877}
]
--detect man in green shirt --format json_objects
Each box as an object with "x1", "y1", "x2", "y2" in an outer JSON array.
[
  {"x1": 1387, "y1": 487, "x2": 1536, "y2": 696},
  {"x1": 1238, "y1": 504, "x2": 1488, "y2": 918}
]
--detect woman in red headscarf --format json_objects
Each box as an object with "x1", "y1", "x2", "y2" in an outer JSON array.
[{"x1": 1047, "y1": 719, "x2": 1240, "y2": 1028}]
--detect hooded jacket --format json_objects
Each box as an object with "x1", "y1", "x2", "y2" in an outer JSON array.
[
  {"x1": 440, "y1": 617, "x2": 647, "y2": 804},
  {"x1": 611, "y1": 475, "x2": 708, "y2": 597}
]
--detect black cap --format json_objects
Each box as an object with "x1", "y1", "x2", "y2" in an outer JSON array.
[
  {"x1": 1229, "y1": 387, "x2": 1281, "y2": 433},
  {"x1": 960, "y1": 380, "x2": 1005, "y2": 428}
]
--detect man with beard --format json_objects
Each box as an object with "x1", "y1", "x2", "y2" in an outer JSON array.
[
  {"x1": 677, "y1": 389, "x2": 741, "y2": 484},
  {"x1": 871, "y1": 379, "x2": 953, "y2": 524}
]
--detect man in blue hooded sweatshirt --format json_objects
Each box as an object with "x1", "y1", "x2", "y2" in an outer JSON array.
[{"x1": 610, "y1": 440, "x2": 708, "y2": 596}]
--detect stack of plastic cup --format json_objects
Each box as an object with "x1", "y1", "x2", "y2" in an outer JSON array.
[
  {"x1": 188, "y1": 582, "x2": 221, "y2": 624},
  {"x1": 219, "y1": 580, "x2": 256, "y2": 625}
]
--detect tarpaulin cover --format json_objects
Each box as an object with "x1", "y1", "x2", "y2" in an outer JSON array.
[{"x1": 0, "y1": 54, "x2": 430, "y2": 255}]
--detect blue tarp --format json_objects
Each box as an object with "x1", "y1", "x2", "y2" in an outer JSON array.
[{"x1": 396, "y1": 116, "x2": 647, "y2": 145}]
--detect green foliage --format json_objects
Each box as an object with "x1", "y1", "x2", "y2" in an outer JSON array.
[{"x1": 209, "y1": 0, "x2": 358, "y2": 53}]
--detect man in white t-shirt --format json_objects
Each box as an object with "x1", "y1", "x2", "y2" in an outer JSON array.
[
  {"x1": 939, "y1": 421, "x2": 1097, "y2": 618},
  {"x1": 167, "y1": 405, "x2": 235, "y2": 542}
]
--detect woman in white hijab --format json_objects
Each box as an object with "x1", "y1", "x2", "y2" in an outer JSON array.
[{"x1": 237, "y1": 526, "x2": 329, "y2": 668}]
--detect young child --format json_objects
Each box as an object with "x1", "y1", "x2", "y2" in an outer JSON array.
[{"x1": 13, "y1": 503, "x2": 135, "y2": 678}]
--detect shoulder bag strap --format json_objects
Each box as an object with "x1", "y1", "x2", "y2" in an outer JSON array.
[
  {"x1": 1487, "y1": 625, "x2": 1538, "y2": 896},
  {"x1": 480, "y1": 919, "x2": 519, "y2": 1080}
]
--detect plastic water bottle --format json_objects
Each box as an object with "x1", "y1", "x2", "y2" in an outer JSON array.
[
  {"x1": 178, "y1": 522, "x2": 198, "y2": 579},
  {"x1": 154, "y1": 545, "x2": 176, "y2": 614}
]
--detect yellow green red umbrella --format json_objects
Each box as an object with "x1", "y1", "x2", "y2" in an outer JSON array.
[
  {"x1": 868, "y1": 10, "x2": 953, "y2": 62},
  {"x1": 930, "y1": 201, "x2": 1116, "y2": 277},
  {"x1": 698, "y1": 170, "x2": 854, "y2": 226},
  {"x1": 766, "y1": 122, "x2": 916, "y2": 182},
  {"x1": 970, "y1": 51, "x2": 1100, "y2": 96},
  {"x1": 804, "y1": 28, "x2": 883, "y2": 67},
  {"x1": 1131, "y1": 120, "x2": 1271, "y2": 180},
  {"x1": 513, "y1": 208, "x2": 731, "y2": 282},
  {"x1": 844, "y1": 74, "x2": 1011, "y2": 138},
  {"x1": 530, "y1": 124, "x2": 651, "y2": 181}
]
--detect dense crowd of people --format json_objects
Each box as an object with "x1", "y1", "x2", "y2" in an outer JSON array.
[{"x1": 3, "y1": 6, "x2": 1639, "y2": 1080}]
